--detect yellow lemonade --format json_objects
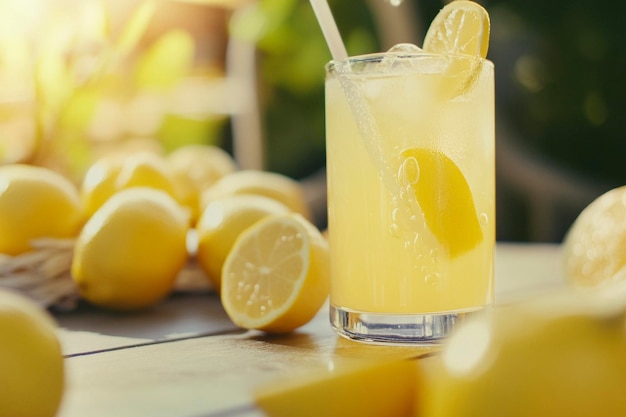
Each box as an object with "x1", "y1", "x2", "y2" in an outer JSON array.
[{"x1": 325, "y1": 51, "x2": 494, "y2": 343}]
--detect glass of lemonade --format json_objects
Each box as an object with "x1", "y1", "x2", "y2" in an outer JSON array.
[{"x1": 325, "y1": 49, "x2": 494, "y2": 344}]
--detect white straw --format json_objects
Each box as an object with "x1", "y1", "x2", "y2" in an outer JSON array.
[{"x1": 309, "y1": 0, "x2": 348, "y2": 61}]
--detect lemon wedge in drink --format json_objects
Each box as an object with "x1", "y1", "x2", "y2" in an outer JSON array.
[
  {"x1": 400, "y1": 147, "x2": 482, "y2": 257},
  {"x1": 221, "y1": 213, "x2": 329, "y2": 333},
  {"x1": 423, "y1": 0, "x2": 490, "y2": 58}
]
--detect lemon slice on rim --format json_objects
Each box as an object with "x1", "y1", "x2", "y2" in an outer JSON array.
[
  {"x1": 221, "y1": 213, "x2": 329, "y2": 333},
  {"x1": 423, "y1": 0, "x2": 490, "y2": 58},
  {"x1": 400, "y1": 147, "x2": 482, "y2": 257},
  {"x1": 423, "y1": 0, "x2": 490, "y2": 98}
]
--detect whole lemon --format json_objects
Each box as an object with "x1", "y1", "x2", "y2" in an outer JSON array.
[
  {"x1": 0, "y1": 164, "x2": 83, "y2": 255},
  {"x1": 200, "y1": 170, "x2": 311, "y2": 220},
  {"x1": 79, "y1": 154, "x2": 124, "y2": 218},
  {"x1": 71, "y1": 187, "x2": 189, "y2": 310},
  {"x1": 80, "y1": 152, "x2": 180, "y2": 218},
  {"x1": 420, "y1": 289, "x2": 626, "y2": 417},
  {"x1": 167, "y1": 144, "x2": 237, "y2": 224},
  {"x1": 196, "y1": 194, "x2": 290, "y2": 292},
  {"x1": 0, "y1": 288, "x2": 64, "y2": 417}
]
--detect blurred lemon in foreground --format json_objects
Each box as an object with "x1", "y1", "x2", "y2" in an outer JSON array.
[
  {"x1": 196, "y1": 194, "x2": 290, "y2": 292},
  {"x1": 255, "y1": 358, "x2": 420, "y2": 417},
  {"x1": 400, "y1": 147, "x2": 482, "y2": 257},
  {"x1": 563, "y1": 185, "x2": 626, "y2": 288},
  {"x1": 0, "y1": 288, "x2": 64, "y2": 417},
  {"x1": 72, "y1": 188, "x2": 189, "y2": 310},
  {"x1": 201, "y1": 170, "x2": 311, "y2": 220},
  {"x1": 423, "y1": 0, "x2": 490, "y2": 58},
  {"x1": 420, "y1": 289, "x2": 626, "y2": 417},
  {"x1": 0, "y1": 164, "x2": 83, "y2": 255},
  {"x1": 167, "y1": 144, "x2": 237, "y2": 224},
  {"x1": 221, "y1": 213, "x2": 329, "y2": 333},
  {"x1": 80, "y1": 152, "x2": 179, "y2": 218}
]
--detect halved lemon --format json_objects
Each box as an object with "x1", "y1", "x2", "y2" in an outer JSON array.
[
  {"x1": 563, "y1": 185, "x2": 626, "y2": 288},
  {"x1": 221, "y1": 213, "x2": 329, "y2": 333},
  {"x1": 401, "y1": 147, "x2": 482, "y2": 257},
  {"x1": 195, "y1": 194, "x2": 291, "y2": 293}
]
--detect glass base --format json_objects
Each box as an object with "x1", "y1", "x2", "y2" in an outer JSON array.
[{"x1": 330, "y1": 304, "x2": 483, "y2": 345}]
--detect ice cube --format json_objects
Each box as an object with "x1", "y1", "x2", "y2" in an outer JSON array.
[
  {"x1": 386, "y1": 43, "x2": 423, "y2": 54},
  {"x1": 378, "y1": 44, "x2": 424, "y2": 73}
]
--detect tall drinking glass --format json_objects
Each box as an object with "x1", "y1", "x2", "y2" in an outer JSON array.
[{"x1": 325, "y1": 51, "x2": 495, "y2": 344}]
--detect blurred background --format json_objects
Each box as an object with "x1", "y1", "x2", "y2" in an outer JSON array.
[{"x1": 0, "y1": 0, "x2": 623, "y2": 243}]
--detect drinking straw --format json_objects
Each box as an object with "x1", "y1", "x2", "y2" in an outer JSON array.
[
  {"x1": 309, "y1": 0, "x2": 348, "y2": 61},
  {"x1": 308, "y1": 0, "x2": 418, "y2": 222}
]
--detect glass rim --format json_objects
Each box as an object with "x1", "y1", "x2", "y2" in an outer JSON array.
[{"x1": 325, "y1": 52, "x2": 493, "y2": 77}]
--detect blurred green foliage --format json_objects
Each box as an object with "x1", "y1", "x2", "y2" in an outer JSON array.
[
  {"x1": 0, "y1": 0, "x2": 224, "y2": 178},
  {"x1": 483, "y1": 0, "x2": 626, "y2": 188}
]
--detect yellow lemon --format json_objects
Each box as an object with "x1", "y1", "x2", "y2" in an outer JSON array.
[
  {"x1": 71, "y1": 187, "x2": 189, "y2": 310},
  {"x1": 221, "y1": 213, "x2": 329, "y2": 333},
  {"x1": 0, "y1": 164, "x2": 83, "y2": 255},
  {"x1": 0, "y1": 288, "x2": 64, "y2": 417},
  {"x1": 423, "y1": 0, "x2": 490, "y2": 58},
  {"x1": 400, "y1": 147, "x2": 482, "y2": 257},
  {"x1": 80, "y1": 154, "x2": 124, "y2": 218},
  {"x1": 80, "y1": 152, "x2": 179, "y2": 218},
  {"x1": 420, "y1": 289, "x2": 626, "y2": 417},
  {"x1": 201, "y1": 170, "x2": 311, "y2": 220},
  {"x1": 563, "y1": 185, "x2": 626, "y2": 288},
  {"x1": 196, "y1": 194, "x2": 291, "y2": 293},
  {"x1": 423, "y1": 0, "x2": 490, "y2": 98},
  {"x1": 167, "y1": 144, "x2": 237, "y2": 224},
  {"x1": 255, "y1": 358, "x2": 421, "y2": 417}
]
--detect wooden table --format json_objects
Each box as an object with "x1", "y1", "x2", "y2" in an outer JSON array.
[{"x1": 54, "y1": 242, "x2": 565, "y2": 417}]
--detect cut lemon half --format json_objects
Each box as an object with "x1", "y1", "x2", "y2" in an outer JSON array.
[
  {"x1": 221, "y1": 213, "x2": 329, "y2": 333},
  {"x1": 423, "y1": 0, "x2": 490, "y2": 58},
  {"x1": 400, "y1": 147, "x2": 482, "y2": 257},
  {"x1": 196, "y1": 194, "x2": 291, "y2": 293},
  {"x1": 563, "y1": 185, "x2": 626, "y2": 288}
]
